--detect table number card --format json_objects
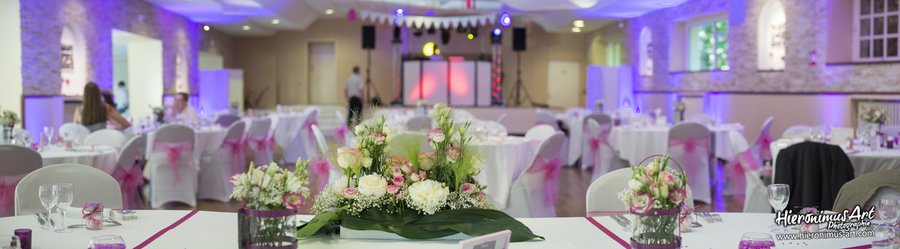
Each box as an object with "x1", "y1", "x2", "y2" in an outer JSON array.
[{"x1": 458, "y1": 230, "x2": 511, "y2": 249}]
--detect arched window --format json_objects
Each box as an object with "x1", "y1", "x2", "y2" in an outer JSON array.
[
  {"x1": 757, "y1": 0, "x2": 786, "y2": 70},
  {"x1": 639, "y1": 27, "x2": 653, "y2": 76},
  {"x1": 61, "y1": 26, "x2": 86, "y2": 96}
]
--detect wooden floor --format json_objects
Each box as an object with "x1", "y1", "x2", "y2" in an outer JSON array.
[{"x1": 169, "y1": 167, "x2": 743, "y2": 216}]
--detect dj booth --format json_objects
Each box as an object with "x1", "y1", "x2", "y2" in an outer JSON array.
[{"x1": 402, "y1": 59, "x2": 494, "y2": 106}]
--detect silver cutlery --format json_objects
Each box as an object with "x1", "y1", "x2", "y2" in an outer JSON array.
[
  {"x1": 67, "y1": 219, "x2": 123, "y2": 229},
  {"x1": 609, "y1": 215, "x2": 628, "y2": 228},
  {"x1": 35, "y1": 212, "x2": 54, "y2": 227}
]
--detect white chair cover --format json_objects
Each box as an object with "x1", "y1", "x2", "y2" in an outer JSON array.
[
  {"x1": 583, "y1": 118, "x2": 621, "y2": 180},
  {"x1": 148, "y1": 125, "x2": 197, "y2": 208},
  {"x1": 524, "y1": 125, "x2": 555, "y2": 142},
  {"x1": 14, "y1": 163, "x2": 122, "y2": 216},
  {"x1": 585, "y1": 168, "x2": 696, "y2": 215},
  {"x1": 214, "y1": 114, "x2": 241, "y2": 128},
  {"x1": 310, "y1": 124, "x2": 333, "y2": 192},
  {"x1": 301, "y1": 109, "x2": 321, "y2": 163},
  {"x1": 113, "y1": 135, "x2": 146, "y2": 209},
  {"x1": 728, "y1": 117, "x2": 775, "y2": 208},
  {"x1": 503, "y1": 132, "x2": 566, "y2": 218},
  {"x1": 198, "y1": 121, "x2": 246, "y2": 202},
  {"x1": 667, "y1": 122, "x2": 712, "y2": 204},
  {"x1": 0, "y1": 145, "x2": 41, "y2": 217},
  {"x1": 534, "y1": 110, "x2": 559, "y2": 130},
  {"x1": 59, "y1": 123, "x2": 91, "y2": 143},
  {"x1": 782, "y1": 125, "x2": 811, "y2": 138},
  {"x1": 405, "y1": 116, "x2": 432, "y2": 132},
  {"x1": 246, "y1": 118, "x2": 274, "y2": 166},
  {"x1": 497, "y1": 113, "x2": 508, "y2": 124},
  {"x1": 84, "y1": 129, "x2": 128, "y2": 149},
  {"x1": 278, "y1": 110, "x2": 310, "y2": 165}
]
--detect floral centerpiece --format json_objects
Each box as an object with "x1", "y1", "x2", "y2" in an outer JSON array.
[
  {"x1": 618, "y1": 156, "x2": 688, "y2": 249},
  {"x1": 1, "y1": 110, "x2": 18, "y2": 144},
  {"x1": 297, "y1": 104, "x2": 542, "y2": 242},
  {"x1": 861, "y1": 107, "x2": 887, "y2": 124},
  {"x1": 860, "y1": 107, "x2": 887, "y2": 143},
  {"x1": 231, "y1": 161, "x2": 311, "y2": 249}
]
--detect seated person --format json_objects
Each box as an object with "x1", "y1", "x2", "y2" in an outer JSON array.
[{"x1": 73, "y1": 82, "x2": 131, "y2": 131}]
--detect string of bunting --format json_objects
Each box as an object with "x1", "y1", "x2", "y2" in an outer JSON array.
[{"x1": 358, "y1": 10, "x2": 496, "y2": 29}]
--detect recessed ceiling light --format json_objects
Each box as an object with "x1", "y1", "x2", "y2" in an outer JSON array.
[
  {"x1": 271, "y1": 19, "x2": 280, "y2": 24},
  {"x1": 621, "y1": 12, "x2": 641, "y2": 18},
  {"x1": 242, "y1": 25, "x2": 251, "y2": 31},
  {"x1": 202, "y1": 25, "x2": 210, "y2": 31},
  {"x1": 657, "y1": 1, "x2": 679, "y2": 7},
  {"x1": 573, "y1": 20, "x2": 585, "y2": 28},
  {"x1": 571, "y1": 27, "x2": 582, "y2": 33},
  {"x1": 325, "y1": 9, "x2": 334, "y2": 15}
]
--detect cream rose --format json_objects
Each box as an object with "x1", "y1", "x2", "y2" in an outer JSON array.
[
  {"x1": 337, "y1": 147, "x2": 363, "y2": 169},
  {"x1": 357, "y1": 174, "x2": 388, "y2": 198}
]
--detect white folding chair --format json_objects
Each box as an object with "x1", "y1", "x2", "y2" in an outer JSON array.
[
  {"x1": 503, "y1": 132, "x2": 566, "y2": 218},
  {"x1": 668, "y1": 122, "x2": 713, "y2": 204},
  {"x1": 246, "y1": 118, "x2": 274, "y2": 166},
  {"x1": 112, "y1": 135, "x2": 146, "y2": 209},
  {"x1": 198, "y1": 121, "x2": 246, "y2": 202},
  {"x1": 84, "y1": 129, "x2": 128, "y2": 149},
  {"x1": 147, "y1": 124, "x2": 197, "y2": 208},
  {"x1": 59, "y1": 123, "x2": 91, "y2": 143},
  {"x1": 585, "y1": 168, "x2": 696, "y2": 215},
  {"x1": 782, "y1": 125, "x2": 811, "y2": 138},
  {"x1": 214, "y1": 113, "x2": 241, "y2": 128},
  {"x1": 15, "y1": 163, "x2": 122, "y2": 216},
  {"x1": 405, "y1": 115, "x2": 432, "y2": 132},
  {"x1": 0, "y1": 145, "x2": 42, "y2": 217},
  {"x1": 524, "y1": 125, "x2": 555, "y2": 142}
]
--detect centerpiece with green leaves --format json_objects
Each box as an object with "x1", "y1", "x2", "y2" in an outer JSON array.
[
  {"x1": 618, "y1": 156, "x2": 688, "y2": 249},
  {"x1": 298, "y1": 104, "x2": 542, "y2": 242}
]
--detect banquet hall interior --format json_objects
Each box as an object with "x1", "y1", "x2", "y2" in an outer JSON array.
[{"x1": 2, "y1": 0, "x2": 900, "y2": 248}]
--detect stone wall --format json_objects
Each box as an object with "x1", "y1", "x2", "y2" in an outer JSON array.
[
  {"x1": 626, "y1": 0, "x2": 900, "y2": 93},
  {"x1": 19, "y1": 0, "x2": 212, "y2": 95}
]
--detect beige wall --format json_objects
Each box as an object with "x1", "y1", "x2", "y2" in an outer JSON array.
[{"x1": 232, "y1": 19, "x2": 589, "y2": 108}]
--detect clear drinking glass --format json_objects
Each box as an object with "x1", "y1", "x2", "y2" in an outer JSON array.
[
  {"x1": 738, "y1": 232, "x2": 776, "y2": 249},
  {"x1": 88, "y1": 235, "x2": 126, "y2": 249},
  {"x1": 0, "y1": 234, "x2": 19, "y2": 249},
  {"x1": 54, "y1": 183, "x2": 74, "y2": 233},
  {"x1": 768, "y1": 184, "x2": 790, "y2": 231},
  {"x1": 38, "y1": 184, "x2": 58, "y2": 230},
  {"x1": 876, "y1": 199, "x2": 899, "y2": 226},
  {"x1": 43, "y1": 126, "x2": 54, "y2": 146}
]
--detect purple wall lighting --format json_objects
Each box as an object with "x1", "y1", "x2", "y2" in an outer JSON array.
[{"x1": 23, "y1": 96, "x2": 66, "y2": 143}]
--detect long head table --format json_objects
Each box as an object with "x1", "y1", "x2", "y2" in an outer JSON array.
[{"x1": 0, "y1": 211, "x2": 876, "y2": 248}]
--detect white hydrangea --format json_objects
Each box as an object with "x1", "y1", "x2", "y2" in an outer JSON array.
[
  {"x1": 357, "y1": 174, "x2": 388, "y2": 198},
  {"x1": 405, "y1": 180, "x2": 450, "y2": 215}
]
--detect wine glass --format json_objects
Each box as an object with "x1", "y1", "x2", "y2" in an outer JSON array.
[
  {"x1": 768, "y1": 184, "x2": 790, "y2": 231},
  {"x1": 37, "y1": 184, "x2": 57, "y2": 230},
  {"x1": 738, "y1": 232, "x2": 776, "y2": 249},
  {"x1": 43, "y1": 126, "x2": 54, "y2": 146},
  {"x1": 54, "y1": 183, "x2": 74, "y2": 233}
]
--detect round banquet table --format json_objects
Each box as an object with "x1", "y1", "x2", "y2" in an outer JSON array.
[
  {"x1": 608, "y1": 123, "x2": 748, "y2": 166},
  {"x1": 40, "y1": 145, "x2": 118, "y2": 173},
  {"x1": 470, "y1": 136, "x2": 538, "y2": 210},
  {"x1": 0, "y1": 211, "x2": 876, "y2": 248},
  {"x1": 772, "y1": 138, "x2": 900, "y2": 177}
]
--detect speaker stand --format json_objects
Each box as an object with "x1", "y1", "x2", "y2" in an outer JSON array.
[
  {"x1": 507, "y1": 52, "x2": 534, "y2": 107},
  {"x1": 365, "y1": 49, "x2": 382, "y2": 106}
]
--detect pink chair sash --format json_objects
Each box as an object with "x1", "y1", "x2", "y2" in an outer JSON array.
[
  {"x1": 249, "y1": 135, "x2": 276, "y2": 155},
  {"x1": 153, "y1": 141, "x2": 193, "y2": 183},
  {"x1": 334, "y1": 125, "x2": 349, "y2": 146},
  {"x1": 0, "y1": 177, "x2": 21, "y2": 217},
  {"x1": 112, "y1": 164, "x2": 146, "y2": 209},
  {"x1": 310, "y1": 158, "x2": 331, "y2": 192},
  {"x1": 527, "y1": 156, "x2": 562, "y2": 206},
  {"x1": 669, "y1": 138, "x2": 709, "y2": 169},
  {"x1": 222, "y1": 137, "x2": 248, "y2": 174}
]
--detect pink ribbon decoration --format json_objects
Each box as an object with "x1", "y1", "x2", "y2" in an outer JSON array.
[
  {"x1": 112, "y1": 164, "x2": 146, "y2": 209},
  {"x1": 334, "y1": 125, "x2": 349, "y2": 146},
  {"x1": 669, "y1": 138, "x2": 709, "y2": 171},
  {"x1": 222, "y1": 137, "x2": 248, "y2": 174},
  {"x1": 310, "y1": 158, "x2": 331, "y2": 192},
  {"x1": 153, "y1": 141, "x2": 193, "y2": 183},
  {"x1": 528, "y1": 156, "x2": 562, "y2": 206},
  {"x1": 0, "y1": 178, "x2": 20, "y2": 217},
  {"x1": 249, "y1": 135, "x2": 276, "y2": 155}
]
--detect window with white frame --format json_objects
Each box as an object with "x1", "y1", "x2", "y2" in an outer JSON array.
[
  {"x1": 855, "y1": 0, "x2": 900, "y2": 61},
  {"x1": 686, "y1": 17, "x2": 729, "y2": 71}
]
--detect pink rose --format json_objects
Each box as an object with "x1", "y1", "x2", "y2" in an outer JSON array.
[
  {"x1": 461, "y1": 183, "x2": 475, "y2": 193},
  {"x1": 386, "y1": 185, "x2": 401, "y2": 195},
  {"x1": 372, "y1": 132, "x2": 386, "y2": 144},
  {"x1": 401, "y1": 163, "x2": 413, "y2": 173},
  {"x1": 446, "y1": 146, "x2": 461, "y2": 163},
  {"x1": 342, "y1": 188, "x2": 358, "y2": 199},
  {"x1": 282, "y1": 193, "x2": 305, "y2": 210},
  {"x1": 631, "y1": 194, "x2": 655, "y2": 214},
  {"x1": 660, "y1": 171, "x2": 676, "y2": 185},
  {"x1": 418, "y1": 171, "x2": 427, "y2": 180},
  {"x1": 392, "y1": 176, "x2": 405, "y2": 186},
  {"x1": 669, "y1": 188, "x2": 685, "y2": 204},
  {"x1": 428, "y1": 128, "x2": 445, "y2": 142},
  {"x1": 409, "y1": 172, "x2": 421, "y2": 182},
  {"x1": 392, "y1": 168, "x2": 403, "y2": 177}
]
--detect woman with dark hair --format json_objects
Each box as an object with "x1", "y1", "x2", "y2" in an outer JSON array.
[{"x1": 73, "y1": 82, "x2": 131, "y2": 131}]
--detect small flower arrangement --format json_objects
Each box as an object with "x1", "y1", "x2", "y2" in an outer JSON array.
[
  {"x1": 230, "y1": 161, "x2": 311, "y2": 210},
  {"x1": 1, "y1": 110, "x2": 18, "y2": 127},
  {"x1": 618, "y1": 156, "x2": 687, "y2": 248},
  {"x1": 298, "y1": 104, "x2": 541, "y2": 242},
  {"x1": 861, "y1": 107, "x2": 887, "y2": 124}
]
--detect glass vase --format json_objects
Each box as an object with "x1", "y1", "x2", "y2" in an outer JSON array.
[
  {"x1": 630, "y1": 207, "x2": 681, "y2": 249},
  {"x1": 859, "y1": 122, "x2": 881, "y2": 144},
  {"x1": 238, "y1": 208, "x2": 297, "y2": 249}
]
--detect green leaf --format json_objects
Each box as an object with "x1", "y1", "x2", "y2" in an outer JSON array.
[
  {"x1": 296, "y1": 210, "x2": 342, "y2": 237},
  {"x1": 341, "y1": 208, "x2": 543, "y2": 242}
]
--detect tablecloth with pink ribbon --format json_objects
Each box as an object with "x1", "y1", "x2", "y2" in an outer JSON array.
[{"x1": 608, "y1": 124, "x2": 748, "y2": 166}]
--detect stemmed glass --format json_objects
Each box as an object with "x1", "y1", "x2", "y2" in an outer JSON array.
[
  {"x1": 43, "y1": 126, "x2": 54, "y2": 147},
  {"x1": 38, "y1": 184, "x2": 58, "y2": 230},
  {"x1": 768, "y1": 184, "x2": 790, "y2": 232},
  {"x1": 54, "y1": 183, "x2": 74, "y2": 233}
]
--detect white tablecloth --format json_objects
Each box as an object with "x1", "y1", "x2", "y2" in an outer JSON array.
[
  {"x1": 40, "y1": 145, "x2": 118, "y2": 173},
  {"x1": 556, "y1": 112, "x2": 589, "y2": 166},
  {"x1": 0, "y1": 211, "x2": 875, "y2": 248},
  {"x1": 608, "y1": 124, "x2": 748, "y2": 165},
  {"x1": 471, "y1": 136, "x2": 538, "y2": 209},
  {"x1": 847, "y1": 149, "x2": 900, "y2": 176},
  {"x1": 267, "y1": 112, "x2": 308, "y2": 149}
]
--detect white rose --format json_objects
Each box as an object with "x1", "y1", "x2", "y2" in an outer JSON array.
[
  {"x1": 357, "y1": 174, "x2": 388, "y2": 198},
  {"x1": 362, "y1": 156, "x2": 373, "y2": 168},
  {"x1": 405, "y1": 180, "x2": 449, "y2": 215},
  {"x1": 337, "y1": 147, "x2": 362, "y2": 169},
  {"x1": 628, "y1": 179, "x2": 643, "y2": 191},
  {"x1": 286, "y1": 174, "x2": 305, "y2": 193},
  {"x1": 333, "y1": 175, "x2": 355, "y2": 191}
]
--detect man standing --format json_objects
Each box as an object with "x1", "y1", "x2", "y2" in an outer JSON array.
[
  {"x1": 170, "y1": 92, "x2": 197, "y2": 124},
  {"x1": 114, "y1": 81, "x2": 129, "y2": 114},
  {"x1": 344, "y1": 66, "x2": 364, "y2": 127}
]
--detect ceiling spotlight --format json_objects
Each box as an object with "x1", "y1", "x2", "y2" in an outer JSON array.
[
  {"x1": 396, "y1": 8, "x2": 404, "y2": 16},
  {"x1": 492, "y1": 28, "x2": 502, "y2": 36},
  {"x1": 499, "y1": 12, "x2": 512, "y2": 27},
  {"x1": 202, "y1": 25, "x2": 210, "y2": 31},
  {"x1": 423, "y1": 42, "x2": 435, "y2": 56},
  {"x1": 573, "y1": 19, "x2": 585, "y2": 28},
  {"x1": 571, "y1": 27, "x2": 582, "y2": 33},
  {"x1": 271, "y1": 19, "x2": 280, "y2": 25},
  {"x1": 325, "y1": 9, "x2": 334, "y2": 15},
  {"x1": 242, "y1": 25, "x2": 251, "y2": 31}
]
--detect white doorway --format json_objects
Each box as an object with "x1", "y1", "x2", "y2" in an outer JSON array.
[
  {"x1": 308, "y1": 42, "x2": 337, "y2": 104},
  {"x1": 547, "y1": 60, "x2": 581, "y2": 108},
  {"x1": 112, "y1": 30, "x2": 162, "y2": 118}
]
